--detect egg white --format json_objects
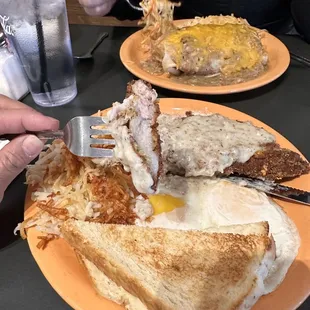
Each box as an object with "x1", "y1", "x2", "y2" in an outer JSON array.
[{"x1": 136, "y1": 175, "x2": 300, "y2": 295}]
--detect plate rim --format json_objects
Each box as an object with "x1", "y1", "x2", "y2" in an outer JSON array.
[
  {"x1": 120, "y1": 21, "x2": 290, "y2": 95},
  {"x1": 25, "y1": 98, "x2": 310, "y2": 310}
]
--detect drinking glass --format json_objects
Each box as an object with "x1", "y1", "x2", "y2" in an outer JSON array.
[{"x1": 0, "y1": 0, "x2": 77, "y2": 107}]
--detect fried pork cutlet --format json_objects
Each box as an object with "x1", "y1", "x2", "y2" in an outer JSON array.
[
  {"x1": 109, "y1": 80, "x2": 309, "y2": 194},
  {"x1": 107, "y1": 80, "x2": 161, "y2": 194},
  {"x1": 158, "y1": 113, "x2": 309, "y2": 181}
]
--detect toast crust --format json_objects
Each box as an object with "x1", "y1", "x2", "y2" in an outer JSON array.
[
  {"x1": 76, "y1": 251, "x2": 148, "y2": 310},
  {"x1": 74, "y1": 250, "x2": 108, "y2": 299}
]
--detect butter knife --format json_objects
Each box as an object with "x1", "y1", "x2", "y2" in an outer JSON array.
[{"x1": 226, "y1": 176, "x2": 310, "y2": 206}]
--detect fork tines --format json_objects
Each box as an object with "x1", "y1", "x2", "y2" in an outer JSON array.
[{"x1": 88, "y1": 117, "x2": 115, "y2": 157}]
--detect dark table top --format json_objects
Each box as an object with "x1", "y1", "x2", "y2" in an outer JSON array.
[{"x1": 0, "y1": 24, "x2": 310, "y2": 310}]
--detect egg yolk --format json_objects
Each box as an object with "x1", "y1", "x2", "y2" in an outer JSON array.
[{"x1": 148, "y1": 194, "x2": 185, "y2": 215}]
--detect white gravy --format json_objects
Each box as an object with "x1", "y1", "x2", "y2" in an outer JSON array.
[{"x1": 158, "y1": 113, "x2": 275, "y2": 177}]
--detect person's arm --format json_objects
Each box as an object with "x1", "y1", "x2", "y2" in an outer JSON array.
[
  {"x1": 0, "y1": 96, "x2": 59, "y2": 202},
  {"x1": 78, "y1": 0, "x2": 142, "y2": 20},
  {"x1": 291, "y1": 0, "x2": 310, "y2": 42},
  {"x1": 107, "y1": 0, "x2": 142, "y2": 20},
  {"x1": 78, "y1": 0, "x2": 118, "y2": 16}
]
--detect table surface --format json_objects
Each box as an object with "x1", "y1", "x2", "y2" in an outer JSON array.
[{"x1": 0, "y1": 24, "x2": 310, "y2": 310}]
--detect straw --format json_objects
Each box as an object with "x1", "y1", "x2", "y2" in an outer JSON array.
[{"x1": 33, "y1": 0, "x2": 55, "y2": 104}]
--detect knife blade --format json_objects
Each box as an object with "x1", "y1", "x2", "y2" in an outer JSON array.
[{"x1": 226, "y1": 176, "x2": 310, "y2": 206}]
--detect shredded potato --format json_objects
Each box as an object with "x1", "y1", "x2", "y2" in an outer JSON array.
[
  {"x1": 37, "y1": 234, "x2": 59, "y2": 250},
  {"x1": 19, "y1": 139, "x2": 139, "y2": 248},
  {"x1": 139, "y1": 0, "x2": 180, "y2": 60}
]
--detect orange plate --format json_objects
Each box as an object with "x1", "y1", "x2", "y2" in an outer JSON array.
[
  {"x1": 25, "y1": 99, "x2": 310, "y2": 310},
  {"x1": 120, "y1": 21, "x2": 290, "y2": 95}
]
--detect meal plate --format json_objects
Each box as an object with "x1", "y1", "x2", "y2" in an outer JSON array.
[
  {"x1": 24, "y1": 99, "x2": 310, "y2": 310},
  {"x1": 120, "y1": 21, "x2": 290, "y2": 95}
]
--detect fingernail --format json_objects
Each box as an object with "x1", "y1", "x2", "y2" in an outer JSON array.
[
  {"x1": 46, "y1": 117, "x2": 59, "y2": 129},
  {"x1": 46, "y1": 116, "x2": 58, "y2": 122},
  {"x1": 22, "y1": 135, "x2": 44, "y2": 157}
]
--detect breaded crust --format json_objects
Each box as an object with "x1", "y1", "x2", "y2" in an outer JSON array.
[
  {"x1": 151, "y1": 102, "x2": 162, "y2": 190},
  {"x1": 126, "y1": 80, "x2": 153, "y2": 98},
  {"x1": 224, "y1": 143, "x2": 310, "y2": 181}
]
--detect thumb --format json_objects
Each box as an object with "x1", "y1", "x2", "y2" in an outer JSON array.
[{"x1": 0, "y1": 135, "x2": 43, "y2": 202}]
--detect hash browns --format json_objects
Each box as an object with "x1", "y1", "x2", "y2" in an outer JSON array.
[{"x1": 20, "y1": 140, "x2": 138, "y2": 248}]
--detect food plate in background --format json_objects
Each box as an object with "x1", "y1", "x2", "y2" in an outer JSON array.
[
  {"x1": 120, "y1": 21, "x2": 290, "y2": 95},
  {"x1": 24, "y1": 98, "x2": 310, "y2": 310}
]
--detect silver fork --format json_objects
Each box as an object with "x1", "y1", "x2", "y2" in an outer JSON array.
[
  {"x1": 125, "y1": 0, "x2": 143, "y2": 11},
  {"x1": 0, "y1": 117, "x2": 115, "y2": 158}
]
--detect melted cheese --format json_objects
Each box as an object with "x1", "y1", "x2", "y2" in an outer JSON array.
[{"x1": 163, "y1": 24, "x2": 265, "y2": 73}]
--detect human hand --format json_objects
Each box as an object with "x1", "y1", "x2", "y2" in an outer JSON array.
[
  {"x1": 78, "y1": 0, "x2": 117, "y2": 16},
  {"x1": 0, "y1": 96, "x2": 59, "y2": 202}
]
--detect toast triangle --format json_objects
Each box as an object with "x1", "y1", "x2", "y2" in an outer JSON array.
[{"x1": 62, "y1": 220, "x2": 274, "y2": 310}]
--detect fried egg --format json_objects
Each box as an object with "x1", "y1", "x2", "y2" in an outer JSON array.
[{"x1": 136, "y1": 175, "x2": 300, "y2": 295}]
